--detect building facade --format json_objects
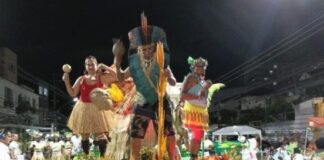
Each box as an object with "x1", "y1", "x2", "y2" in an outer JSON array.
[{"x1": 0, "y1": 48, "x2": 49, "y2": 126}]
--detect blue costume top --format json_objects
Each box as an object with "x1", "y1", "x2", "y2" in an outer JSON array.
[{"x1": 128, "y1": 53, "x2": 170, "y2": 105}]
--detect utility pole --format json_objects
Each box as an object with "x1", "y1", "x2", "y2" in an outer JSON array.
[
  {"x1": 52, "y1": 74, "x2": 57, "y2": 131},
  {"x1": 265, "y1": 97, "x2": 271, "y2": 124},
  {"x1": 217, "y1": 102, "x2": 221, "y2": 127}
]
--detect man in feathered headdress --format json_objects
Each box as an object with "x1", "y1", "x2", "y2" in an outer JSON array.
[{"x1": 113, "y1": 13, "x2": 177, "y2": 160}]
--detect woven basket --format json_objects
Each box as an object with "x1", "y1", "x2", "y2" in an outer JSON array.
[{"x1": 90, "y1": 88, "x2": 113, "y2": 111}]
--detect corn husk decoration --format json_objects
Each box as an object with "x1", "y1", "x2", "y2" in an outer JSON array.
[
  {"x1": 156, "y1": 42, "x2": 167, "y2": 160},
  {"x1": 106, "y1": 83, "x2": 124, "y2": 103}
]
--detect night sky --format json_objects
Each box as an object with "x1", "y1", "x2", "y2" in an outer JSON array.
[{"x1": 1, "y1": 0, "x2": 324, "y2": 84}]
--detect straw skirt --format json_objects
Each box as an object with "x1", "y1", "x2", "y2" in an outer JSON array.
[
  {"x1": 183, "y1": 101, "x2": 209, "y2": 131},
  {"x1": 31, "y1": 152, "x2": 45, "y2": 160},
  {"x1": 67, "y1": 101, "x2": 110, "y2": 134}
]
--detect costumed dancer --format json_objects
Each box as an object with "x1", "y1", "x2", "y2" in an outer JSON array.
[
  {"x1": 174, "y1": 101, "x2": 190, "y2": 152},
  {"x1": 304, "y1": 141, "x2": 316, "y2": 160},
  {"x1": 29, "y1": 131, "x2": 47, "y2": 160},
  {"x1": 180, "y1": 56, "x2": 225, "y2": 160},
  {"x1": 104, "y1": 74, "x2": 136, "y2": 159},
  {"x1": 9, "y1": 133, "x2": 24, "y2": 160},
  {"x1": 113, "y1": 13, "x2": 177, "y2": 160},
  {"x1": 84, "y1": 40, "x2": 136, "y2": 160},
  {"x1": 70, "y1": 133, "x2": 82, "y2": 158},
  {"x1": 49, "y1": 132, "x2": 64, "y2": 160},
  {"x1": 63, "y1": 132, "x2": 73, "y2": 160},
  {"x1": 97, "y1": 40, "x2": 136, "y2": 160},
  {"x1": 62, "y1": 55, "x2": 118, "y2": 158}
]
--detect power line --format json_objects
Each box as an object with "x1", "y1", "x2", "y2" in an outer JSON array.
[
  {"x1": 226, "y1": 25, "x2": 324, "y2": 84},
  {"x1": 215, "y1": 13, "x2": 324, "y2": 83},
  {"x1": 216, "y1": 13, "x2": 324, "y2": 82},
  {"x1": 212, "y1": 60, "x2": 324, "y2": 104},
  {"x1": 210, "y1": 67, "x2": 324, "y2": 113},
  {"x1": 223, "y1": 25, "x2": 324, "y2": 84}
]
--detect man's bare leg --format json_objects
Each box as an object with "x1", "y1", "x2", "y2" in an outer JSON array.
[
  {"x1": 131, "y1": 138, "x2": 142, "y2": 160},
  {"x1": 167, "y1": 135, "x2": 176, "y2": 160}
]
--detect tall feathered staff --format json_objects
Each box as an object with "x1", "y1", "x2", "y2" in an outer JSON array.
[{"x1": 156, "y1": 42, "x2": 167, "y2": 160}]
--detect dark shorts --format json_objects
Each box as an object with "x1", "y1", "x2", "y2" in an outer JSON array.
[{"x1": 130, "y1": 99, "x2": 175, "y2": 138}]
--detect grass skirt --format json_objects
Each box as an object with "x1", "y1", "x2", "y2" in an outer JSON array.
[
  {"x1": 105, "y1": 114, "x2": 132, "y2": 160},
  {"x1": 51, "y1": 155, "x2": 64, "y2": 160},
  {"x1": 183, "y1": 101, "x2": 209, "y2": 130},
  {"x1": 31, "y1": 157, "x2": 45, "y2": 160},
  {"x1": 31, "y1": 153, "x2": 45, "y2": 160},
  {"x1": 67, "y1": 101, "x2": 110, "y2": 134},
  {"x1": 63, "y1": 149, "x2": 72, "y2": 160},
  {"x1": 106, "y1": 131, "x2": 130, "y2": 160}
]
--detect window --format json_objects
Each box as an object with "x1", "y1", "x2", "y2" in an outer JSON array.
[
  {"x1": 4, "y1": 87, "x2": 13, "y2": 108},
  {"x1": 32, "y1": 98, "x2": 36, "y2": 108},
  {"x1": 39, "y1": 86, "x2": 43, "y2": 95},
  {"x1": 9, "y1": 64, "x2": 14, "y2": 72},
  {"x1": 38, "y1": 86, "x2": 49, "y2": 96},
  {"x1": 44, "y1": 88, "x2": 48, "y2": 96}
]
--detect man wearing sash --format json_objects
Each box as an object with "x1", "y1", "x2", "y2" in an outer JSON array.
[{"x1": 113, "y1": 13, "x2": 177, "y2": 160}]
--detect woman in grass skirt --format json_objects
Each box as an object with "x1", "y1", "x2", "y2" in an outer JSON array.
[
  {"x1": 62, "y1": 55, "x2": 118, "y2": 158},
  {"x1": 181, "y1": 57, "x2": 224, "y2": 160}
]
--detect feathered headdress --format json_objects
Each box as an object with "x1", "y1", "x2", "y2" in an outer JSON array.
[
  {"x1": 187, "y1": 56, "x2": 208, "y2": 71},
  {"x1": 128, "y1": 12, "x2": 168, "y2": 49}
]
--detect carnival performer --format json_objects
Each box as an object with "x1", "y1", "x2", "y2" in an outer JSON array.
[
  {"x1": 312, "y1": 137, "x2": 324, "y2": 160},
  {"x1": 48, "y1": 132, "x2": 64, "y2": 160},
  {"x1": 62, "y1": 55, "x2": 118, "y2": 158},
  {"x1": 9, "y1": 133, "x2": 24, "y2": 160},
  {"x1": 70, "y1": 133, "x2": 82, "y2": 158},
  {"x1": 174, "y1": 101, "x2": 189, "y2": 151},
  {"x1": 104, "y1": 79, "x2": 136, "y2": 160},
  {"x1": 304, "y1": 141, "x2": 316, "y2": 160},
  {"x1": 29, "y1": 131, "x2": 47, "y2": 160},
  {"x1": 180, "y1": 56, "x2": 225, "y2": 160},
  {"x1": 75, "y1": 44, "x2": 136, "y2": 160},
  {"x1": 113, "y1": 13, "x2": 177, "y2": 160},
  {"x1": 0, "y1": 128, "x2": 11, "y2": 160},
  {"x1": 62, "y1": 132, "x2": 73, "y2": 160}
]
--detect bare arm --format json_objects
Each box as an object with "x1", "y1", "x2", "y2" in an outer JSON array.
[
  {"x1": 97, "y1": 63, "x2": 116, "y2": 74},
  {"x1": 112, "y1": 39, "x2": 129, "y2": 81},
  {"x1": 98, "y1": 62, "x2": 131, "y2": 83},
  {"x1": 164, "y1": 66, "x2": 176, "y2": 86},
  {"x1": 62, "y1": 73, "x2": 81, "y2": 97}
]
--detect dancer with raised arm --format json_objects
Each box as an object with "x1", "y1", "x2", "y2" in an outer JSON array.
[
  {"x1": 113, "y1": 13, "x2": 177, "y2": 160},
  {"x1": 62, "y1": 55, "x2": 117, "y2": 158}
]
